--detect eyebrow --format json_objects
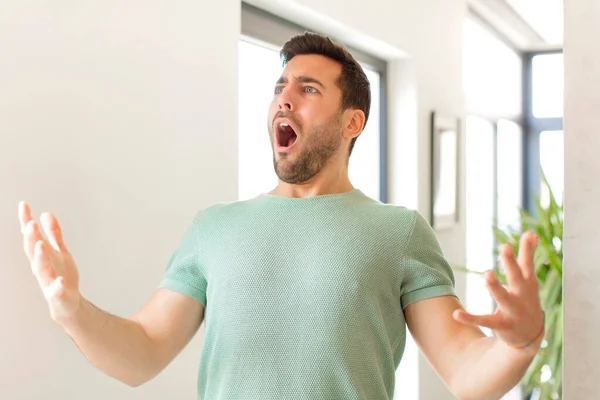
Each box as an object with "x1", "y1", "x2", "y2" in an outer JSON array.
[{"x1": 276, "y1": 75, "x2": 326, "y2": 89}]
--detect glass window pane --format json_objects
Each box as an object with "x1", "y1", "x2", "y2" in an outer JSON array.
[
  {"x1": 497, "y1": 119, "x2": 523, "y2": 230},
  {"x1": 348, "y1": 67, "x2": 381, "y2": 201},
  {"x1": 540, "y1": 130, "x2": 564, "y2": 207},
  {"x1": 532, "y1": 53, "x2": 564, "y2": 118}
]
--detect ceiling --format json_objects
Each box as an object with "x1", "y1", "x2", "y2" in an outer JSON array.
[{"x1": 469, "y1": 0, "x2": 564, "y2": 52}]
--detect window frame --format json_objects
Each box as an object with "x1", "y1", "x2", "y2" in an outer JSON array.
[
  {"x1": 466, "y1": 10, "x2": 565, "y2": 214},
  {"x1": 241, "y1": 3, "x2": 389, "y2": 203},
  {"x1": 522, "y1": 50, "x2": 564, "y2": 212}
]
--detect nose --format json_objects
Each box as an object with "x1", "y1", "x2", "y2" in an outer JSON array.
[{"x1": 277, "y1": 87, "x2": 294, "y2": 111}]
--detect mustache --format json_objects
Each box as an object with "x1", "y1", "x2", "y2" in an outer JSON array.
[{"x1": 272, "y1": 112, "x2": 301, "y2": 130}]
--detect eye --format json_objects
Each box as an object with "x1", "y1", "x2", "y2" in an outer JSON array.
[
  {"x1": 274, "y1": 86, "x2": 284, "y2": 95},
  {"x1": 304, "y1": 86, "x2": 318, "y2": 93}
]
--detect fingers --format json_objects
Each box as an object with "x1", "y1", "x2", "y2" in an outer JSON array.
[
  {"x1": 453, "y1": 309, "x2": 503, "y2": 330},
  {"x1": 20, "y1": 202, "x2": 69, "y2": 261},
  {"x1": 33, "y1": 240, "x2": 57, "y2": 288},
  {"x1": 20, "y1": 201, "x2": 40, "y2": 261},
  {"x1": 18, "y1": 201, "x2": 32, "y2": 234},
  {"x1": 518, "y1": 231, "x2": 537, "y2": 279},
  {"x1": 23, "y1": 220, "x2": 44, "y2": 262},
  {"x1": 500, "y1": 244, "x2": 524, "y2": 289},
  {"x1": 484, "y1": 271, "x2": 513, "y2": 309},
  {"x1": 40, "y1": 212, "x2": 68, "y2": 253},
  {"x1": 20, "y1": 202, "x2": 68, "y2": 296}
]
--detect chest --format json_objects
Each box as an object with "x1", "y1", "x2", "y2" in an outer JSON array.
[{"x1": 202, "y1": 222, "x2": 403, "y2": 316}]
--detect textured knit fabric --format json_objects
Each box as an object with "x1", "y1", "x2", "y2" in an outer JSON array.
[{"x1": 159, "y1": 189, "x2": 457, "y2": 400}]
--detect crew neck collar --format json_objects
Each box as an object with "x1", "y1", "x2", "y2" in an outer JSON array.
[{"x1": 259, "y1": 188, "x2": 364, "y2": 201}]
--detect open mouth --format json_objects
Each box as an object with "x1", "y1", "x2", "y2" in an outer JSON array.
[{"x1": 276, "y1": 123, "x2": 298, "y2": 149}]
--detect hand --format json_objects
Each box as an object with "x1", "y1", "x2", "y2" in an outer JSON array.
[
  {"x1": 19, "y1": 201, "x2": 81, "y2": 323},
  {"x1": 453, "y1": 231, "x2": 545, "y2": 350}
]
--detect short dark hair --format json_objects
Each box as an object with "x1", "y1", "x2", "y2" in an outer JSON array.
[{"x1": 280, "y1": 32, "x2": 371, "y2": 157}]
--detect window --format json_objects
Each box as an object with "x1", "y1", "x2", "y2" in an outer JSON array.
[
  {"x1": 238, "y1": 4, "x2": 387, "y2": 202},
  {"x1": 348, "y1": 68, "x2": 381, "y2": 202},
  {"x1": 523, "y1": 51, "x2": 563, "y2": 211}
]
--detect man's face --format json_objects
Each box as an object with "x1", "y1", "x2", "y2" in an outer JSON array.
[{"x1": 267, "y1": 54, "x2": 345, "y2": 184}]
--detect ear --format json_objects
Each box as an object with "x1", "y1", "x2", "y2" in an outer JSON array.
[{"x1": 342, "y1": 109, "x2": 366, "y2": 140}]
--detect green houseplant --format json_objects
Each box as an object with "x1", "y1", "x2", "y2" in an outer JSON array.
[{"x1": 463, "y1": 173, "x2": 563, "y2": 399}]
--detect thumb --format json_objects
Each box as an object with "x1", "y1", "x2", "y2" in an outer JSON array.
[
  {"x1": 453, "y1": 309, "x2": 501, "y2": 330},
  {"x1": 45, "y1": 276, "x2": 67, "y2": 301}
]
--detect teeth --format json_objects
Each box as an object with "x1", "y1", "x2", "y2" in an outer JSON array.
[{"x1": 280, "y1": 123, "x2": 289, "y2": 127}]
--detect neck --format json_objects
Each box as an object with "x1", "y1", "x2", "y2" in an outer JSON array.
[{"x1": 269, "y1": 161, "x2": 354, "y2": 198}]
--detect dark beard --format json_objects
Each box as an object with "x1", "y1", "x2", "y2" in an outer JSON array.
[{"x1": 272, "y1": 113, "x2": 342, "y2": 184}]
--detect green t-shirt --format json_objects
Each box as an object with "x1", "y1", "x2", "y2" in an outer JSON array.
[{"x1": 159, "y1": 189, "x2": 456, "y2": 399}]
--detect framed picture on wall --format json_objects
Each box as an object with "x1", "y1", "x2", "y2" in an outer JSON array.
[{"x1": 430, "y1": 111, "x2": 460, "y2": 230}]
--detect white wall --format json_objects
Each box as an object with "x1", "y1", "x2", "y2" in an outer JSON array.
[
  {"x1": 0, "y1": 1, "x2": 239, "y2": 399},
  {"x1": 563, "y1": 0, "x2": 600, "y2": 397},
  {"x1": 0, "y1": 1, "x2": 467, "y2": 399}
]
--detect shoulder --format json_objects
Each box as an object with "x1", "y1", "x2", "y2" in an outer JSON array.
[
  {"x1": 352, "y1": 194, "x2": 428, "y2": 245},
  {"x1": 361, "y1": 200, "x2": 423, "y2": 233}
]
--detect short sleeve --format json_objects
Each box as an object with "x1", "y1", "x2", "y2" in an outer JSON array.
[
  {"x1": 400, "y1": 211, "x2": 457, "y2": 309},
  {"x1": 158, "y1": 213, "x2": 207, "y2": 307}
]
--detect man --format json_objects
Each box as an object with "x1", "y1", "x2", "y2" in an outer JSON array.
[{"x1": 19, "y1": 32, "x2": 544, "y2": 399}]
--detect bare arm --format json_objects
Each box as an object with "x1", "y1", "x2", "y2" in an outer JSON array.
[
  {"x1": 19, "y1": 201, "x2": 203, "y2": 387},
  {"x1": 405, "y1": 232, "x2": 544, "y2": 400},
  {"x1": 405, "y1": 296, "x2": 540, "y2": 400},
  {"x1": 62, "y1": 290, "x2": 203, "y2": 387}
]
